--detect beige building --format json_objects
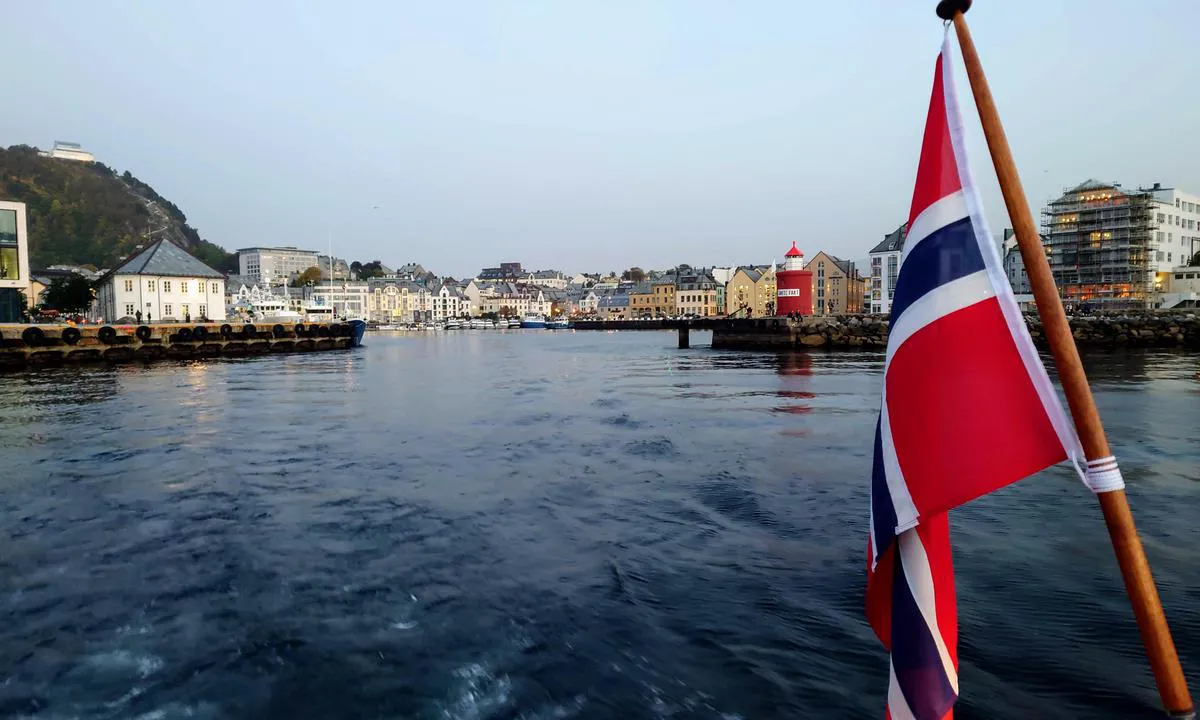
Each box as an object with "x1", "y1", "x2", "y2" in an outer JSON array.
[
  {"x1": 724, "y1": 265, "x2": 776, "y2": 317},
  {"x1": 675, "y1": 270, "x2": 721, "y2": 317},
  {"x1": 809, "y1": 251, "x2": 866, "y2": 314},
  {"x1": 366, "y1": 279, "x2": 430, "y2": 323}
]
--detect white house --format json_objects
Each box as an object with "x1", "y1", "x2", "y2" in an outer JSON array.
[
  {"x1": 311, "y1": 282, "x2": 369, "y2": 319},
  {"x1": 868, "y1": 224, "x2": 906, "y2": 314},
  {"x1": 0, "y1": 200, "x2": 30, "y2": 322},
  {"x1": 424, "y1": 281, "x2": 470, "y2": 321},
  {"x1": 38, "y1": 141, "x2": 95, "y2": 164},
  {"x1": 236, "y1": 246, "x2": 321, "y2": 285},
  {"x1": 1146, "y1": 184, "x2": 1200, "y2": 273},
  {"x1": 1158, "y1": 264, "x2": 1200, "y2": 309},
  {"x1": 94, "y1": 238, "x2": 226, "y2": 322}
]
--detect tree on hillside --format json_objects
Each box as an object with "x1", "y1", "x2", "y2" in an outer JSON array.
[
  {"x1": 350, "y1": 261, "x2": 363, "y2": 275},
  {"x1": 297, "y1": 266, "x2": 323, "y2": 285},
  {"x1": 41, "y1": 276, "x2": 94, "y2": 313},
  {"x1": 356, "y1": 260, "x2": 386, "y2": 279},
  {"x1": 621, "y1": 267, "x2": 646, "y2": 282}
]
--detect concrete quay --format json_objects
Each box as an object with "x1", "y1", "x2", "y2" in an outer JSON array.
[
  {"x1": 573, "y1": 313, "x2": 1200, "y2": 351},
  {"x1": 0, "y1": 321, "x2": 364, "y2": 370}
]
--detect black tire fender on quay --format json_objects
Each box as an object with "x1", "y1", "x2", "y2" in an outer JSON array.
[
  {"x1": 22, "y1": 326, "x2": 45, "y2": 346},
  {"x1": 192, "y1": 326, "x2": 208, "y2": 340},
  {"x1": 293, "y1": 323, "x2": 306, "y2": 337},
  {"x1": 98, "y1": 326, "x2": 118, "y2": 344},
  {"x1": 135, "y1": 325, "x2": 153, "y2": 341},
  {"x1": 242, "y1": 324, "x2": 256, "y2": 338},
  {"x1": 61, "y1": 327, "x2": 82, "y2": 345},
  {"x1": 317, "y1": 325, "x2": 331, "y2": 338},
  {"x1": 176, "y1": 327, "x2": 193, "y2": 342},
  {"x1": 220, "y1": 324, "x2": 233, "y2": 338},
  {"x1": 272, "y1": 324, "x2": 286, "y2": 338}
]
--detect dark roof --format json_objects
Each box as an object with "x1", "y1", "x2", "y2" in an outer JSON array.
[
  {"x1": 735, "y1": 266, "x2": 763, "y2": 282},
  {"x1": 870, "y1": 224, "x2": 907, "y2": 254},
  {"x1": 101, "y1": 238, "x2": 225, "y2": 282},
  {"x1": 820, "y1": 253, "x2": 854, "y2": 276}
]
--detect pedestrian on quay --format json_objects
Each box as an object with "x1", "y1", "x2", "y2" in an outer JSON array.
[{"x1": 135, "y1": 310, "x2": 143, "y2": 325}]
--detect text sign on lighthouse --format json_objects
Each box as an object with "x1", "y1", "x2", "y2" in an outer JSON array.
[{"x1": 776, "y1": 241, "x2": 813, "y2": 316}]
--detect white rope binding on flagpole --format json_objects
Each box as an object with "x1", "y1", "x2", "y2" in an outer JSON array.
[{"x1": 1084, "y1": 455, "x2": 1126, "y2": 493}]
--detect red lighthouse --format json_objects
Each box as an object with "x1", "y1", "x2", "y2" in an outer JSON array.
[{"x1": 776, "y1": 242, "x2": 813, "y2": 316}]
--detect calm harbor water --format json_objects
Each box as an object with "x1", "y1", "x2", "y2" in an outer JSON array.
[{"x1": 1, "y1": 330, "x2": 1198, "y2": 719}]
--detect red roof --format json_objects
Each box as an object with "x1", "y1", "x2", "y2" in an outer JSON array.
[{"x1": 785, "y1": 241, "x2": 803, "y2": 257}]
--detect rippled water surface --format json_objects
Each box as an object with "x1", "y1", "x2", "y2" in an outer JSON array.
[{"x1": 2, "y1": 330, "x2": 1198, "y2": 719}]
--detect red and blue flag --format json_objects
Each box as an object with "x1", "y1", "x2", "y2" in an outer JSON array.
[{"x1": 865, "y1": 33, "x2": 1084, "y2": 720}]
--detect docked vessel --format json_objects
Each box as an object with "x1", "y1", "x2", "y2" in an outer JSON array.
[
  {"x1": 545, "y1": 318, "x2": 570, "y2": 330},
  {"x1": 520, "y1": 314, "x2": 546, "y2": 329}
]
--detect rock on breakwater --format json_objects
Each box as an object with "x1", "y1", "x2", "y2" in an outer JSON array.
[{"x1": 710, "y1": 312, "x2": 1200, "y2": 351}]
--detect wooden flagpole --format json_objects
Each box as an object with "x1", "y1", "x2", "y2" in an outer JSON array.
[{"x1": 934, "y1": 1, "x2": 1194, "y2": 716}]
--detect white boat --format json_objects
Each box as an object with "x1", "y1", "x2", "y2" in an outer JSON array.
[
  {"x1": 444, "y1": 319, "x2": 463, "y2": 330},
  {"x1": 468, "y1": 318, "x2": 489, "y2": 329},
  {"x1": 507, "y1": 318, "x2": 521, "y2": 329}
]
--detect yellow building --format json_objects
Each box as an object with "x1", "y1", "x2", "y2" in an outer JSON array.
[
  {"x1": 628, "y1": 282, "x2": 656, "y2": 317},
  {"x1": 724, "y1": 265, "x2": 776, "y2": 317},
  {"x1": 809, "y1": 251, "x2": 867, "y2": 314},
  {"x1": 650, "y1": 277, "x2": 676, "y2": 316}
]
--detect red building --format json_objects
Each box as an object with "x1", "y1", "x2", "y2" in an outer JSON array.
[{"x1": 776, "y1": 242, "x2": 813, "y2": 316}]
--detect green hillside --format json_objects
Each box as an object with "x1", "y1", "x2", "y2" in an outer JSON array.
[{"x1": 0, "y1": 144, "x2": 234, "y2": 272}]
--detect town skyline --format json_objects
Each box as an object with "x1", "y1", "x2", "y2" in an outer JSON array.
[{"x1": 3, "y1": 1, "x2": 1198, "y2": 279}]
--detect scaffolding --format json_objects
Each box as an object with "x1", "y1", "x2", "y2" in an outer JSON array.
[{"x1": 1040, "y1": 180, "x2": 1156, "y2": 309}]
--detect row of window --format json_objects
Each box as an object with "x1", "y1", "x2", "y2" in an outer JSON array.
[
  {"x1": 1175, "y1": 199, "x2": 1199, "y2": 213},
  {"x1": 123, "y1": 303, "x2": 207, "y2": 318},
  {"x1": 126, "y1": 279, "x2": 221, "y2": 294}
]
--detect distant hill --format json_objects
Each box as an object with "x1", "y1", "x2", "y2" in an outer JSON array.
[{"x1": 0, "y1": 144, "x2": 235, "y2": 273}]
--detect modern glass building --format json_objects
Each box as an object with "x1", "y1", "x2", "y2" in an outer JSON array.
[{"x1": 0, "y1": 201, "x2": 30, "y2": 322}]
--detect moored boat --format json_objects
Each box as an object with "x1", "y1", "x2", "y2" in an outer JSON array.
[{"x1": 520, "y1": 314, "x2": 546, "y2": 329}]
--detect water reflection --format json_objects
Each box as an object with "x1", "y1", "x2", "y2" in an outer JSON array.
[
  {"x1": 0, "y1": 334, "x2": 1196, "y2": 720},
  {"x1": 774, "y1": 352, "x2": 814, "y2": 415}
]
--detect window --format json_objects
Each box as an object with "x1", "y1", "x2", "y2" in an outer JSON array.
[
  {"x1": 164, "y1": 303, "x2": 173, "y2": 317},
  {"x1": 124, "y1": 279, "x2": 134, "y2": 292},
  {"x1": 1168, "y1": 253, "x2": 1173, "y2": 263},
  {"x1": 1158, "y1": 231, "x2": 1165, "y2": 242},
  {"x1": 163, "y1": 281, "x2": 172, "y2": 293},
  {"x1": 1157, "y1": 251, "x2": 1165, "y2": 261},
  {"x1": 1177, "y1": 199, "x2": 1181, "y2": 208},
  {"x1": 211, "y1": 282, "x2": 219, "y2": 293},
  {"x1": 147, "y1": 280, "x2": 156, "y2": 291},
  {"x1": 180, "y1": 281, "x2": 188, "y2": 294},
  {"x1": 181, "y1": 304, "x2": 190, "y2": 317},
  {"x1": 0, "y1": 209, "x2": 18, "y2": 280},
  {"x1": 125, "y1": 303, "x2": 135, "y2": 316},
  {"x1": 1158, "y1": 213, "x2": 1166, "y2": 223}
]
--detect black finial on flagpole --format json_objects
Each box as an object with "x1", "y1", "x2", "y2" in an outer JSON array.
[{"x1": 936, "y1": 0, "x2": 971, "y2": 20}]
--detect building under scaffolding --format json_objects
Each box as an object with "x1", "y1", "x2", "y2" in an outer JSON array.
[{"x1": 1041, "y1": 179, "x2": 1156, "y2": 309}]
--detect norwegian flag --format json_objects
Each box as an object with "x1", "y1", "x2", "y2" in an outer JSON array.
[{"x1": 865, "y1": 34, "x2": 1083, "y2": 719}]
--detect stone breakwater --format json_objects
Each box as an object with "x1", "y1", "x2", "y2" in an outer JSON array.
[{"x1": 709, "y1": 313, "x2": 1200, "y2": 351}]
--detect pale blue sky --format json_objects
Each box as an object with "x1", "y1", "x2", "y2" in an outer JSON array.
[{"x1": 3, "y1": 1, "x2": 1196, "y2": 277}]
